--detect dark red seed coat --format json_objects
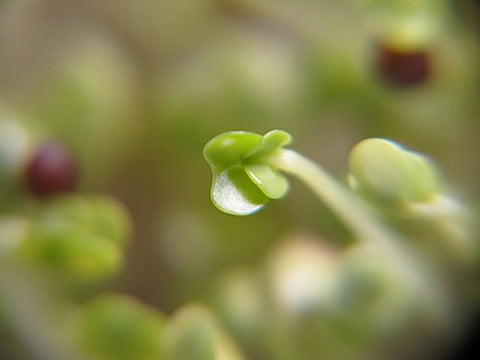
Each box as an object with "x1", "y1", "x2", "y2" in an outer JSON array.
[
  {"x1": 25, "y1": 141, "x2": 78, "y2": 196},
  {"x1": 376, "y1": 42, "x2": 431, "y2": 86}
]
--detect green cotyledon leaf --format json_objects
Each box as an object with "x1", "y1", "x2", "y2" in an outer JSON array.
[
  {"x1": 203, "y1": 130, "x2": 292, "y2": 215},
  {"x1": 243, "y1": 163, "x2": 289, "y2": 200},
  {"x1": 203, "y1": 131, "x2": 262, "y2": 174},
  {"x1": 211, "y1": 167, "x2": 269, "y2": 216},
  {"x1": 244, "y1": 129, "x2": 292, "y2": 160}
]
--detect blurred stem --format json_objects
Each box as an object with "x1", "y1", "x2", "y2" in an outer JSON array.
[{"x1": 267, "y1": 149, "x2": 455, "y2": 328}]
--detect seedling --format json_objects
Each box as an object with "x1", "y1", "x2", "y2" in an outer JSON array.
[
  {"x1": 204, "y1": 129, "x2": 470, "y2": 327},
  {"x1": 203, "y1": 129, "x2": 442, "y2": 233}
]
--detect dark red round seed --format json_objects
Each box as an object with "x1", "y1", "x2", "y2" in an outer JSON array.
[
  {"x1": 25, "y1": 141, "x2": 78, "y2": 196},
  {"x1": 376, "y1": 41, "x2": 431, "y2": 86}
]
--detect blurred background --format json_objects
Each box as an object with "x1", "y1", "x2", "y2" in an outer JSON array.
[{"x1": 0, "y1": 0, "x2": 479, "y2": 359}]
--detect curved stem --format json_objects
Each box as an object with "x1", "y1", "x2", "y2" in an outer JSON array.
[
  {"x1": 270, "y1": 149, "x2": 389, "y2": 242},
  {"x1": 268, "y1": 149, "x2": 455, "y2": 327}
]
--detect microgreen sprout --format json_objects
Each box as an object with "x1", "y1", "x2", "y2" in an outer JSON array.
[
  {"x1": 203, "y1": 129, "x2": 292, "y2": 215},
  {"x1": 203, "y1": 130, "x2": 412, "y2": 240},
  {"x1": 204, "y1": 129, "x2": 462, "y2": 327}
]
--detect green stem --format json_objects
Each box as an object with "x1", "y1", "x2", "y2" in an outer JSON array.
[
  {"x1": 271, "y1": 149, "x2": 387, "y2": 241},
  {"x1": 268, "y1": 149, "x2": 455, "y2": 327}
]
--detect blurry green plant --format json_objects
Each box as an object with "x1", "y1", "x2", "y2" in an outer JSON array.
[
  {"x1": 163, "y1": 304, "x2": 246, "y2": 360},
  {"x1": 81, "y1": 294, "x2": 164, "y2": 360},
  {"x1": 20, "y1": 194, "x2": 131, "y2": 287},
  {"x1": 348, "y1": 137, "x2": 442, "y2": 211},
  {"x1": 0, "y1": 117, "x2": 247, "y2": 360},
  {"x1": 203, "y1": 129, "x2": 457, "y2": 224}
]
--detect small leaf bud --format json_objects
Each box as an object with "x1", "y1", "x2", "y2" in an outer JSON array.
[{"x1": 348, "y1": 138, "x2": 442, "y2": 210}]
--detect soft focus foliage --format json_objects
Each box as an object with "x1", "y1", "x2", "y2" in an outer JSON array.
[
  {"x1": 81, "y1": 294, "x2": 164, "y2": 360},
  {"x1": 348, "y1": 138, "x2": 442, "y2": 208}
]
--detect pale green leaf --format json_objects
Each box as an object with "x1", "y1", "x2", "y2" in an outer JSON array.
[{"x1": 244, "y1": 163, "x2": 289, "y2": 199}]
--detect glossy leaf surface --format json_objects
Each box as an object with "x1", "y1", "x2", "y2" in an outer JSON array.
[{"x1": 203, "y1": 130, "x2": 292, "y2": 215}]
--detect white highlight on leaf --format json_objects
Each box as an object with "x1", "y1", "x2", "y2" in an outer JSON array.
[{"x1": 212, "y1": 171, "x2": 263, "y2": 216}]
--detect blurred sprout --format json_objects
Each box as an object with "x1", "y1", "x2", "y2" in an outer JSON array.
[
  {"x1": 347, "y1": 138, "x2": 477, "y2": 265},
  {"x1": 163, "y1": 304, "x2": 246, "y2": 360},
  {"x1": 81, "y1": 294, "x2": 164, "y2": 360},
  {"x1": 265, "y1": 235, "x2": 340, "y2": 316},
  {"x1": 18, "y1": 194, "x2": 131, "y2": 284},
  {"x1": 23, "y1": 224, "x2": 122, "y2": 284},
  {"x1": 35, "y1": 194, "x2": 131, "y2": 247},
  {"x1": 87, "y1": 195, "x2": 132, "y2": 247},
  {"x1": 348, "y1": 138, "x2": 442, "y2": 212},
  {"x1": 164, "y1": 306, "x2": 215, "y2": 360},
  {"x1": 355, "y1": 0, "x2": 449, "y2": 50},
  {"x1": 338, "y1": 243, "x2": 419, "y2": 334},
  {"x1": 215, "y1": 269, "x2": 265, "y2": 348}
]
